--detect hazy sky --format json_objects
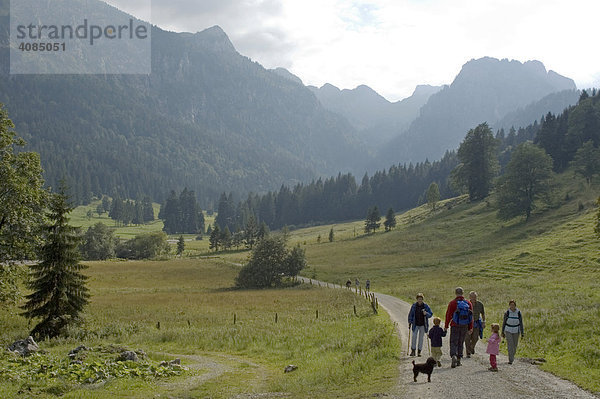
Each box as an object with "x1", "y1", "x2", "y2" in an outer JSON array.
[{"x1": 103, "y1": 0, "x2": 600, "y2": 101}]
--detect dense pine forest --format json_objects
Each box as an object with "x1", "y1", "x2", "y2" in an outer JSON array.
[{"x1": 208, "y1": 90, "x2": 598, "y2": 232}]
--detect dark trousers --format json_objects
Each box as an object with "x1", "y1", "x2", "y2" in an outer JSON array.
[{"x1": 450, "y1": 325, "x2": 468, "y2": 358}]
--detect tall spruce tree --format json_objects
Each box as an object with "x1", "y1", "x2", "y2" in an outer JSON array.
[
  {"x1": 426, "y1": 182, "x2": 440, "y2": 210},
  {"x1": 141, "y1": 196, "x2": 154, "y2": 223},
  {"x1": 21, "y1": 185, "x2": 89, "y2": 339},
  {"x1": 384, "y1": 208, "x2": 396, "y2": 231},
  {"x1": 451, "y1": 123, "x2": 499, "y2": 201},
  {"x1": 364, "y1": 206, "x2": 381, "y2": 234},
  {"x1": 177, "y1": 235, "x2": 185, "y2": 256}
]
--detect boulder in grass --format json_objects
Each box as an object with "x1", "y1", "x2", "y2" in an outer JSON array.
[
  {"x1": 159, "y1": 358, "x2": 181, "y2": 367},
  {"x1": 116, "y1": 350, "x2": 138, "y2": 362},
  {"x1": 8, "y1": 336, "x2": 39, "y2": 357},
  {"x1": 284, "y1": 365, "x2": 298, "y2": 373},
  {"x1": 69, "y1": 345, "x2": 91, "y2": 358}
]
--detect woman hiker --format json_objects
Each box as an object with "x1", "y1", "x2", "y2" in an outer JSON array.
[
  {"x1": 501, "y1": 299, "x2": 524, "y2": 364},
  {"x1": 408, "y1": 293, "x2": 433, "y2": 356}
]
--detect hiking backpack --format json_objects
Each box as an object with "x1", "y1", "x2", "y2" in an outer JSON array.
[{"x1": 452, "y1": 299, "x2": 473, "y2": 325}]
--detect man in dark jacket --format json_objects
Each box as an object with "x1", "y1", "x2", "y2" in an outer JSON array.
[{"x1": 444, "y1": 287, "x2": 473, "y2": 368}]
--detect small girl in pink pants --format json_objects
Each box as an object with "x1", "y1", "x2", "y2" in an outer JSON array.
[{"x1": 486, "y1": 323, "x2": 501, "y2": 371}]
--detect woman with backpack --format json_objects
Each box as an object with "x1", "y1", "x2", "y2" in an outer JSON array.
[{"x1": 501, "y1": 299, "x2": 524, "y2": 364}]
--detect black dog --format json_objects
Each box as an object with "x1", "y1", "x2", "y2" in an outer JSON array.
[{"x1": 412, "y1": 357, "x2": 437, "y2": 382}]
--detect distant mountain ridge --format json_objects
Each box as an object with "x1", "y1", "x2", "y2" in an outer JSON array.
[
  {"x1": 379, "y1": 57, "x2": 576, "y2": 165},
  {"x1": 0, "y1": 1, "x2": 367, "y2": 205},
  {"x1": 308, "y1": 83, "x2": 441, "y2": 146}
]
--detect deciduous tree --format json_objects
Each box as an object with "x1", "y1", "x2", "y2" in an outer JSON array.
[
  {"x1": 0, "y1": 105, "x2": 47, "y2": 305},
  {"x1": 496, "y1": 143, "x2": 554, "y2": 221}
]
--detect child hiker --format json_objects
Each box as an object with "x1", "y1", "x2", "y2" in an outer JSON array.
[
  {"x1": 486, "y1": 323, "x2": 501, "y2": 371},
  {"x1": 428, "y1": 316, "x2": 446, "y2": 367}
]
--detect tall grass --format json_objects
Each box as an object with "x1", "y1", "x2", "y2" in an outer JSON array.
[{"x1": 0, "y1": 259, "x2": 399, "y2": 398}]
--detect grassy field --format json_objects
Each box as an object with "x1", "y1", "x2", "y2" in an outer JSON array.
[
  {"x1": 69, "y1": 199, "x2": 216, "y2": 254},
  {"x1": 0, "y1": 259, "x2": 399, "y2": 398},
  {"x1": 275, "y1": 172, "x2": 599, "y2": 393},
  {"x1": 216, "y1": 171, "x2": 600, "y2": 392}
]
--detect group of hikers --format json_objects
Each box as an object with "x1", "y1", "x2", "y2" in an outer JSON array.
[
  {"x1": 345, "y1": 278, "x2": 370, "y2": 292},
  {"x1": 408, "y1": 287, "x2": 524, "y2": 371}
]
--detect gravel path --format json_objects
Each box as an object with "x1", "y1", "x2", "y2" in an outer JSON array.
[{"x1": 375, "y1": 292, "x2": 600, "y2": 399}]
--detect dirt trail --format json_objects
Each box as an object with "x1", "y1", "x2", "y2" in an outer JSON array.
[
  {"x1": 377, "y1": 291, "x2": 599, "y2": 399},
  {"x1": 299, "y1": 278, "x2": 598, "y2": 398}
]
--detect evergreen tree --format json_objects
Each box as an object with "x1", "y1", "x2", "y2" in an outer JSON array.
[
  {"x1": 451, "y1": 123, "x2": 499, "y2": 201},
  {"x1": 209, "y1": 223, "x2": 221, "y2": 252},
  {"x1": 426, "y1": 182, "x2": 441, "y2": 210},
  {"x1": 384, "y1": 208, "x2": 396, "y2": 231},
  {"x1": 328, "y1": 227, "x2": 334, "y2": 242},
  {"x1": 216, "y1": 192, "x2": 236, "y2": 231},
  {"x1": 257, "y1": 221, "x2": 270, "y2": 241},
  {"x1": 142, "y1": 196, "x2": 154, "y2": 223},
  {"x1": 101, "y1": 195, "x2": 111, "y2": 212},
  {"x1": 95, "y1": 203, "x2": 105, "y2": 216},
  {"x1": 221, "y1": 226, "x2": 232, "y2": 250},
  {"x1": 364, "y1": 206, "x2": 381, "y2": 234},
  {"x1": 232, "y1": 225, "x2": 244, "y2": 249},
  {"x1": 21, "y1": 186, "x2": 89, "y2": 339},
  {"x1": 497, "y1": 143, "x2": 554, "y2": 221},
  {"x1": 109, "y1": 195, "x2": 124, "y2": 226},
  {"x1": 161, "y1": 190, "x2": 181, "y2": 234},
  {"x1": 180, "y1": 188, "x2": 200, "y2": 233},
  {"x1": 177, "y1": 235, "x2": 185, "y2": 257},
  {"x1": 244, "y1": 215, "x2": 258, "y2": 249}
]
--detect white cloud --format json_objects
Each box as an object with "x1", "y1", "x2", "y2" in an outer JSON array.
[{"x1": 102, "y1": 0, "x2": 600, "y2": 101}]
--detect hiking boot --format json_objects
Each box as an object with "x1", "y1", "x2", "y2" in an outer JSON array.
[
  {"x1": 488, "y1": 367, "x2": 498, "y2": 372},
  {"x1": 508, "y1": 361, "x2": 513, "y2": 364},
  {"x1": 437, "y1": 361, "x2": 442, "y2": 367},
  {"x1": 451, "y1": 356, "x2": 457, "y2": 368},
  {"x1": 417, "y1": 350, "x2": 422, "y2": 357},
  {"x1": 466, "y1": 353, "x2": 471, "y2": 358},
  {"x1": 410, "y1": 349, "x2": 416, "y2": 357},
  {"x1": 456, "y1": 358, "x2": 462, "y2": 366}
]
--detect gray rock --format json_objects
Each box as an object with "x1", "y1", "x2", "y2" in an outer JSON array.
[
  {"x1": 69, "y1": 345, "x2": 91, "y2": 357},
  {"x1": 8, "y1": 336, "x2": 39, "y2": 357},
  {"x1": 116, "y1": 350, "x2": 138, "y2": 362},
  {"x1": 284, "y1": 365, "x2": 298, "y2": 373},
  {"x1": 159, "y1": 358, "x2": 181, "y2": 367}
]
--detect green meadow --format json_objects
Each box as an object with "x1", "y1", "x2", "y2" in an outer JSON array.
[
  {"x1": 284, "y1": 172, "x2": 600, "y2": 393},
  {"x1": 217, "y1": 171, "x2": 600, "y2": 393},
  {"x1": 0, "y1": 259, "x2": 399, "y2": 398}
]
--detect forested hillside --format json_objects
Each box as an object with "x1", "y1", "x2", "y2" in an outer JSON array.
[
  {"x1": 210, "y1": 90, "x2": 600, "y2": 232},
  {"x1": 0, "y1": 0, "x2": 365, "y2": 206}
]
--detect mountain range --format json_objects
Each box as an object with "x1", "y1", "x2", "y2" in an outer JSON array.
[
  {"x1": 378, "y1": 57, "x2": 576, "y2": 164},
  {"x1": 0, "y1": 0, "x2": 584, "y2": 206}
]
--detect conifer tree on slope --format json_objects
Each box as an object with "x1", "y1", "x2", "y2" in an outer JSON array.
[{"x1": 21, "y1": 185, "x2": 89, "y2": 339}]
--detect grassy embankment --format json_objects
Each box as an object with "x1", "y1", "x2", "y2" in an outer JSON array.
[{"x1": 0, "y1": 259, "x2": 399, "y2": 398}]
